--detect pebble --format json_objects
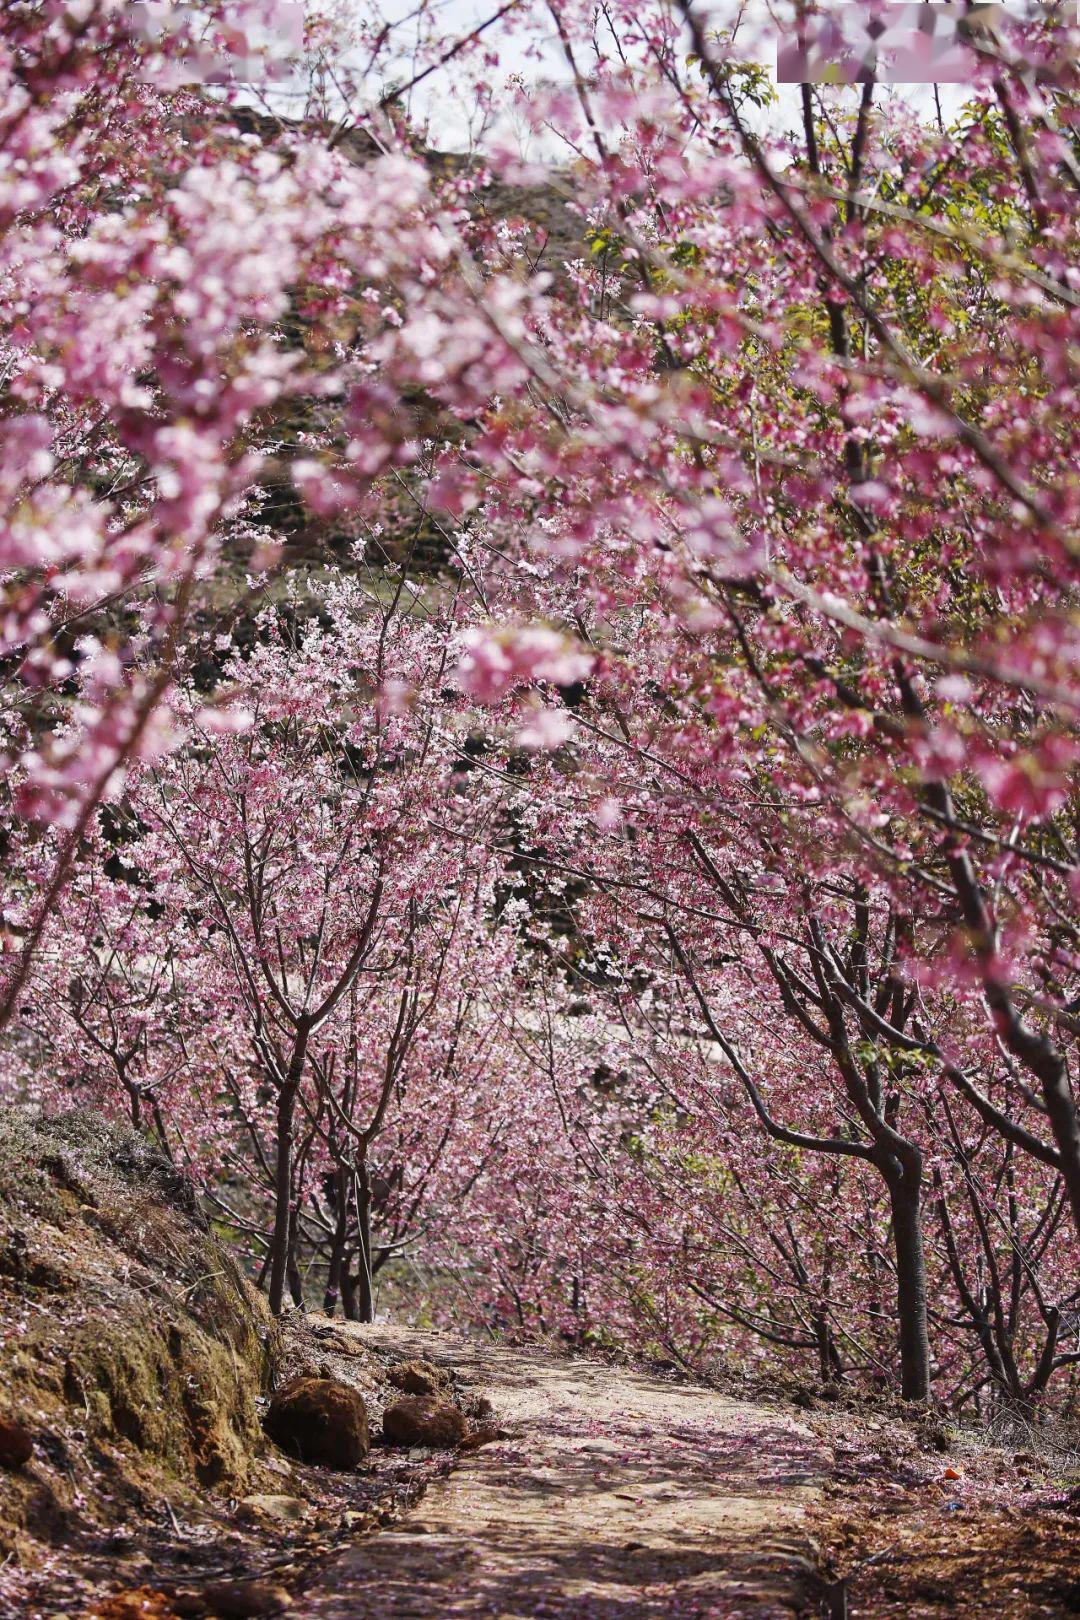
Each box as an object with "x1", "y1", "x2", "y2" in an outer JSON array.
[
  {"x1": 199, "y1": 1580, "x2": 293, "y2": 1617},
  {"x1": 236, "y1": 1495, "x2": 310, "y2": 1526}
]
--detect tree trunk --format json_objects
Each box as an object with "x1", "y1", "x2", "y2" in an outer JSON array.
[
  {"x1": 815, "y1": 1311, "x2": 837, "y2": 1385},
  {"x1": 268, "y1": 1081, "x2": 298, "y2": 1316},
  {"x1": 1030, "y1": 1046, "x2": 1080, "y2": 1245},
  {"x1": 341, "y1": 1262, "x2": 360, "y2": 1321},
  {"x1": 286, "y1": 1201, "x2": 304, "y2": 1308},
  {"x1": 323, "y1": 1164, "x2": 350, "y2": 1316},
  {"x1": 354, "y1": 1156, "x2": 375, "y2": 1323},
  {"x1": 888, "y1": 1168, "x2": 931, "y2": 1401}
]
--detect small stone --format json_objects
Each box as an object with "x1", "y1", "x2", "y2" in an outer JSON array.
[
  {"x1": 236, "y1": 1495, "x2": 310, "y2": 1526},
  {"x1": 460, "y1": 1423, "x2": 503, "y2": 1452},
  {"x1": 0, "y1": 1418, "x2": 33, "y2": 1469},
  {"x1": 200, "y1": 1580, "x2": 292, "y2": 1617},
  {"x1": 260, "y1": 1455, "x2": 295, "y2": 1479},
  {"x1": 324, "y1": 1336, "x2": 366, "y2": 1360},
  {"x1": 264, "y1": 1378, "x2": 369, "y2": 1469},
  {"x1": 385, "y1": 1359, "x2": 447, "y2": 1397},
  {"x1": 382, "y1": 1396, "x2": 467, "y2": 1448},
  {"x1": 171, "y1": 1595, "x2": 210, "y2": 1618}
]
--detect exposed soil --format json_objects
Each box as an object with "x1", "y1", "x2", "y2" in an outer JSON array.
[
  {"x1": 304, "y1": 1323, "x2": 826, "y2": 1620},
  {"x1": 0, "y1": 1115, "x2": 471, "y2": 1619},
  {"x1": 804, "y1": 1399, "x2": 1080, "y2": 1618}
]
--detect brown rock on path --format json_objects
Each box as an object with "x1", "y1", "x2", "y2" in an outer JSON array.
[
  {"x1": 264, "y1": 1377, "x2": 369, "y2": 1469},
  {"x1": 386, "y1": 1358, "x2": 448, "y2": 1396},
  {"x1": 199, "y1": 1579, "x2": 293, "y2": 1617},
  {"x1": 382, "y1": 1395, "x2": 468, "y2": 1448},
  {"x1": 305, "y1": 1326, "x2": 826, "y2": 1618},
  {"x1": 235, "y1": 1492, "x2": 311, "y2": 1526}
]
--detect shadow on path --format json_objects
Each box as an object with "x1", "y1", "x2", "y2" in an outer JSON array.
[{"x1": 305, "y1": 1327, "x2": 825, "y2": 1620}]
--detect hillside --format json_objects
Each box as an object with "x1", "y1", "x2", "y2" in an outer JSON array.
[{"x1": 0, "y1": 1114, "x2": 470, "y2": 1618}]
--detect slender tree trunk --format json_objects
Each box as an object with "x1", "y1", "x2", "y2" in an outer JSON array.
[
  {"x1": 355, "y1": 1156, "x2": 374, "y2": 1323},
  {"x1": 815, "y1": 1312, "x2": 836, "y2": 1385},
  {"x1": 1027, "y1": 1045, "x2": 1080, "y2": 1244},
  {"x1": 149, "y1": 1098, "x2": 173, "y2": 1161},
  {"x1": 888, "y1": 1167, "x2": 931, "y2": 1401},
  {"x1": 286, "y1": 1202, "x2": 304, "y2": 1308},
  {"x1": 268, "y1": 1081, "x2": 298, "y2": 1316},
  {"x1": 268, "y1": 1023, "x2": 311, "y2": 1317},
  {"x1": 323, "y1": 1166, "x2": 349, "y2": 1316},
  {"x1": 341, "y1": 1262, "x2": 360, "y2": 1321}
]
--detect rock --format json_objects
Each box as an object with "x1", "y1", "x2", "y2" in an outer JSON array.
[
  {"x1": 460, "y1": 1423, "x2": 504, "y2": 1452},
  {"x1": 382, "y1": 1395, "x2": 467, "y2": 1448},
  {"x1": 0, "y1": 1417, "x2": 33, "y2": 1469},
  {"x1": 385, "y1": 1358, "x2": 448, "y2": 1397},
  {"x1": 340, "y1": 1509, "x2": 373, "y2": 1532},
  {"x1": 260, "y1": 1454, "x2": 296, "y2": 1480},
  {"x1": 309, "y1": 1328, "x2": 366, "y2": 1360},
  {"x1": 200, "y1": 1580, "x2": 292, "y2": 1617},
  {"x1": 236, "y1": 1494, "x2": 311, "y2": 1526},
  {"x1": 264, "y1": 1378, "x2": 369, "y2": 1469},
  {"x1": 170, "y1": 1594, "x2": 210, "y2": 1618}
]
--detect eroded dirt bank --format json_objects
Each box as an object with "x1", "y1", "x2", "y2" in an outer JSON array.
[
  {"x1": 305, "y1": 1324, "x2": 826, "y2": 1620},
  {"x1": 0, "y1": 1115, "x2": 462, "y2": 1619}
]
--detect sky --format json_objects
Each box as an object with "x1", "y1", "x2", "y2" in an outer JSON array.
[{"x1": 238, "y1": 0, "x2": 982, "y2": 150}]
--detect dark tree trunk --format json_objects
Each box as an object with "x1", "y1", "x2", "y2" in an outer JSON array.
[
  {"x1": 323, "y1": 1165, "x2": 350, "y2": 1316},
  {"x1": 268, "y1": 1081, "x2": 298, "y2": 1316},
  {"x1": 149, "y1": 1097, "x2": 173, "y2": 1161},
  {"x1": 888, "y1": 1167, "x2": 930, "y2": 1401},
  {"x1": 355, "y1": 1157, "x2": 374, "y2": 1323},
  {"x1": 286, "y1": 1202, "x2": 304, "y2": 1308},
  {"x1": 815, "y1": 1312, "x2": 839, "y2": 1385},
  {"x1": 1028, "y1": 1045, "x2": 1080, "y2": 1244}
]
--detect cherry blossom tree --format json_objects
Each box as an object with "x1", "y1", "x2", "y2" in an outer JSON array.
[{"x1": 4, "y1": 0, "x2": 1080, "y2": 1412}]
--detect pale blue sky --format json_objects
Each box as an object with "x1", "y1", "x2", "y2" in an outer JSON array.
[{"x1": 249, "y1": 0, "x2": 975, "y2": 150}]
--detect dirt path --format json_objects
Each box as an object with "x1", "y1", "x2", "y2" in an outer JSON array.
[{"x1": 305, "y1": 1326, "x2": 826, "y2": 1620}]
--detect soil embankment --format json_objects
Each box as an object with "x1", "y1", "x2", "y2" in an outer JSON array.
[{"x1": 0, "y1": 1114, "x2": 452, "y2": 1618}]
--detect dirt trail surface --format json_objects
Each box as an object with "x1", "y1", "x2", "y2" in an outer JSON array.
[{"x1": 307, "y1": 1325, "x2": 826, "y2": 1620}]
